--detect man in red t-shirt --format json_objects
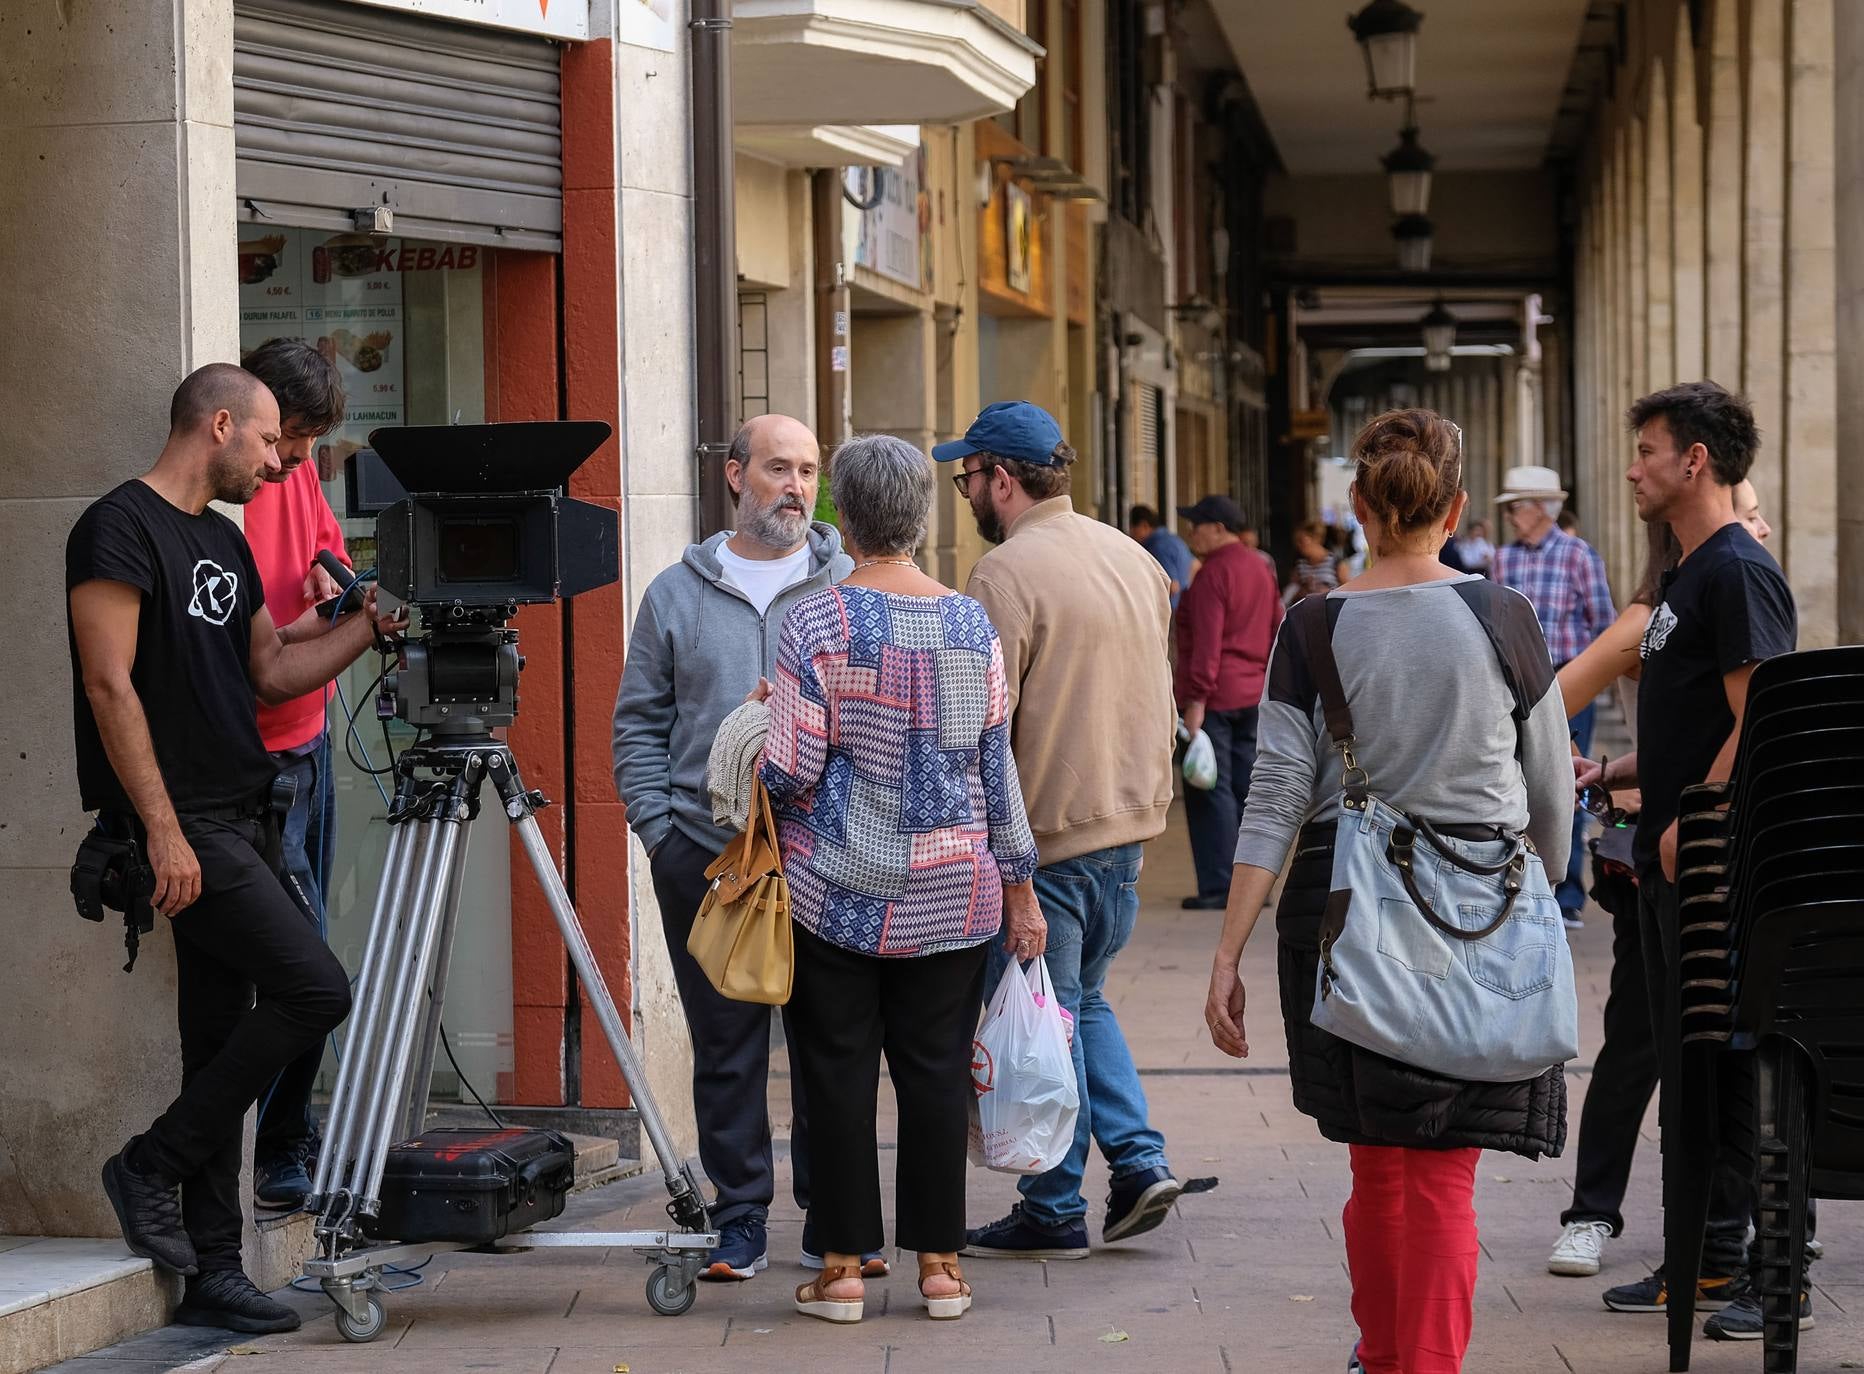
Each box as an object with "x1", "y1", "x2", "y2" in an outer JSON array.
[
  {"x1": 241, "y1": 338, "x2": 351, "y2": 1209},
  {"x1": 1173, "y1": 495, "x2": 1283, "y2": 909}
]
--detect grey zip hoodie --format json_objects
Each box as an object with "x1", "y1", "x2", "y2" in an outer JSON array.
[{"x1": 612, "y1": 523, "x2": 852, "y2": 857}]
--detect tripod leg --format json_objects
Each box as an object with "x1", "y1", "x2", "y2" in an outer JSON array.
[
  {"x1": 488, "y1": 752, "x2": 694, "y2": 1201},
  {"x1": 356, "y1": 768, "x2": 477, "y2": 1210},
  {"x1": 399, "y1": 820, "x2": 474, "y2": 1141},
  {"x1": 312, "y1": 808, "x2": 420, "y2": 1210}
]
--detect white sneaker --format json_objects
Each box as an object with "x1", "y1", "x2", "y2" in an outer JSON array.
[{"x1": 1548, "y1": 1219, "x2": 1612, "y2": 1276}]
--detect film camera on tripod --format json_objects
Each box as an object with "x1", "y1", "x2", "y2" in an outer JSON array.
[{"x1": 302, "y1": 422, "x2": 716, "y2": 1344}]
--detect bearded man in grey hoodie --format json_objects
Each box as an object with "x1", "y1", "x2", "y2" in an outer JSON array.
[{"x1": 613, "y1": 413, "x2": 853, "y2": 1283}]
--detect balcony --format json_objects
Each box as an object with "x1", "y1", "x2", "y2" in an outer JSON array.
[
  {"x1": 735, "y1": 124, "x2": 920, "y2": 168},
  {"x1": 732, "y1": 0, "x2": 1039, "y2": 127}
]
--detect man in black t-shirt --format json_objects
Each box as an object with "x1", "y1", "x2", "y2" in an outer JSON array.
[
  {"x1": 1581, "y1": 382, "x2": 1801, "y2": 1335},
  {"x1": 67, "y1": 363, "x2": 397, "y2": 1333}
]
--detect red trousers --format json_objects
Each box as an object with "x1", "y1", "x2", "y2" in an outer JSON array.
[{"x1": 1343, "y1": 1144, "x2": 1482, "y2": 1374}]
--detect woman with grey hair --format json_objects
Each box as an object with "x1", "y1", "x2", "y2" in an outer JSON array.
[{"x1": 755, "y1": 433, "x2": 1047, "y2": 1324}]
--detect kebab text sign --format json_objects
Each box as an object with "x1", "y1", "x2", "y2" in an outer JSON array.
[
  {"x1": 338, "y1": 0, "x2": 589, "y2": 40},
  {"x1": 238, "y1": 227, "x2": 480, "y2": 476}
]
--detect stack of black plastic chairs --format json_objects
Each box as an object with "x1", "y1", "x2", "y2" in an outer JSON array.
[{"x1": 1663, "y1": 645, "x2": 1864, "y2": 1372}]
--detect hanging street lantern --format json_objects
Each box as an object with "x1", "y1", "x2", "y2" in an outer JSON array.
[
  {"x1": 1393, "y1": 214, "x2": 1434, "y2": 271},
  {"x1": 1382, "y1": 125, "x2": 1436, "y2": 216},
  {"x1": 1348, "y1": 0, "x2": 1424, "y2": 100},
  {"x1": 1420, "y1": 299, "x2": 1456, "y2": 355}
]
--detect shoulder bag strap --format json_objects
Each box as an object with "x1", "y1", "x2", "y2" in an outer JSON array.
[
  {"x1": 1297, "y1": 595, "x2": 1354, "y2": 746},
  {"x1": 1295, "y1": 597, "x2": 1368, "y2": 806}
]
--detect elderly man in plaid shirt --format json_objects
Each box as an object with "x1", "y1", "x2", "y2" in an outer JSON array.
[{"x1": 1491, "y1": 463, "x2": 1616, "y2": 928}]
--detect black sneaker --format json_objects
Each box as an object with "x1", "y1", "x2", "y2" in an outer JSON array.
[
  {"x1": 1181, "y1": 895, "x2": 1227, "y2": 910},
  {"x1": 174, "y1": 1269, "x2": 302, "y2": 1334},
  {"x1": 1347, "y1": 1343, "x2": 1364, "y2": 1373},
  {"x1": 701, "y1": 1214, "x2": 768, "y2": 1281},
  {"x1": 253, "y1": 1152, "x2": 313, "y2": 1212},
  {"x1": 1603, "y1": 1266, "x2": 1745, "y2": 1313},
  {"x1": 101, "y1": 1143, "x2": 198, "y2": 1277},
  {"x1": 1703, "y1": 1285, "x2": 1815, "y2": 1340},
  {"x1": 1103, "y1": 1166, "x2": 1184, "y2": 1243},
  {"x1": 962, "y1": 1204, "x2": 1089, "y2": 1260}
]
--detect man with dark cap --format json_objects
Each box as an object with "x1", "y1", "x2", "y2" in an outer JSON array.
[
  {"x1": 937, "y1": 401, "x2": 1190, "y2": 1260},
  {"x1": 1173, "y1": 495, "x2": 1282, "y2": 909}
]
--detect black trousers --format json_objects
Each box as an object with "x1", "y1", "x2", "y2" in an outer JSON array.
[
  {"x1": 649, "y1": 827, "x2": 810, "y2": 1226},
  {"x1": 1184, "y1": 705, "x2": 1259, "y2": 900},
  {"x1": 785, "y1": 925, "x2": 988, "y2": 1256},
  {"x1": 138, "y1": 813, "x2": 352, "y2": 1272},
  {"x1": 1563, "y1": 855, "x2": 1659, "y2": 1235}
]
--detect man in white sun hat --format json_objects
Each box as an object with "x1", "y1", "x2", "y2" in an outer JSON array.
[{"x1": 1491, "y1": 464, "x2": 1616, "y2": 930}]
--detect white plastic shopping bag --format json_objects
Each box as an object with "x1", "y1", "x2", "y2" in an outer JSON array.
[
  {"x1": 1178, "y1": 721, "x2": 1218, "y2": 790},
  {"x1": 967, "y1": 957, "x2": 1080, "y2": 1175}
]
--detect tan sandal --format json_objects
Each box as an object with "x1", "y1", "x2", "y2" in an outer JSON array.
[
  {"x1": 795, "y1": 1265, "x2": 864, "y2": 1324},
  {"x1": 918, "y1": 1259, "x2": 972, "y2": 1320}
]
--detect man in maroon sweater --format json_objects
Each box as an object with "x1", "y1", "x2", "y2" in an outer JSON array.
[{"x1": 1173, "y1": 495, "x2": 1283, "y2": 908}]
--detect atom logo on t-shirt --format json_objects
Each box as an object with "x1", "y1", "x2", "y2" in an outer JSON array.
[{"x1": 188, "y1": 558, "x2": 240, "y2": 626}]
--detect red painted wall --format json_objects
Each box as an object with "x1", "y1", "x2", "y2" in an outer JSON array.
[
  {"x1": 561, "y1": 36, "x2": 633, "y2": 1109},
  {"x1": 483, "y1": 248, "x2": 569, "y2": 1106}
]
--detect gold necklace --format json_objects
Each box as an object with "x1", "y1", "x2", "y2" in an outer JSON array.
[{"x1": 853, "y1": 558, "x2": 917, "y2": 571}]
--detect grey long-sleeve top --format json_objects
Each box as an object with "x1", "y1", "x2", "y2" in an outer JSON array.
[{"x1": 1234, "y1": 576, "x2": 1573, "y2": 878}]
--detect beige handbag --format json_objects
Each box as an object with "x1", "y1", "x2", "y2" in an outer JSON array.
[{"x1": 688, "y1": 777, "x2": 794, "y2": 1004}]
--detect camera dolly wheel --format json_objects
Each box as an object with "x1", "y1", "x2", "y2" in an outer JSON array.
[
  {"x1": 645, "y1": 1264, "x2": 697, "y2": 1317},
  {"x1": 328, "y1": 1285, "x2": 388, "y2": 1344}
]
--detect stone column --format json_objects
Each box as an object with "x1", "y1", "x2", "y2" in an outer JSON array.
[
  {"x1": 0, "y1": 0, "x2": 236, "y2": 1241},
  {"x1": 1783, "y1": 0, "x2": 1838, "y2": 645},
  {"x1": 1670, "y1": 13, "x2": 1706, "y2": 382},
  {"x1": 1743, "y1": 0, "x2": 1789, "y2": 524},
  {"x1": 1833, "y1": 0, "x2": 1864, "y2": 640},
  {"x1": 1704, "y1": 0, "x2": 1744, "y2": 384}
]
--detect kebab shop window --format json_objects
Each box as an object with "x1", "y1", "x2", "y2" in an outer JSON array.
[{"x1": 238, "y1": 226, "x2": 488, "y2": 521}]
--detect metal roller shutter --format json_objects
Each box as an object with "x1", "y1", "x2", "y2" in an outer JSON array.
[{"x1": 234, "y1": 0, "x2": 562, "y2": 250}]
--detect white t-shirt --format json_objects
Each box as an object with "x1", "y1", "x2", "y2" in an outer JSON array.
[{"x1": 717, "y1": 540, "x2": 811, "y2": 617}]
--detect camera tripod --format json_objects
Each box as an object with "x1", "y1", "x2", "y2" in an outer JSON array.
[{"x1": 303, "y1": 727, "x2": 715, "y2": 1342}]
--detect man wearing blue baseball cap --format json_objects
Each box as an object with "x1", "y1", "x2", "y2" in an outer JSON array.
[{"x1": 937, "y1": 401, "x2": 1192, "y2": 1259}]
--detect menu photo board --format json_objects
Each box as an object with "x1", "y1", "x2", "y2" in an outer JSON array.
[{"x1": 239, "y1": 227, "x2": 415, "y2": 480}]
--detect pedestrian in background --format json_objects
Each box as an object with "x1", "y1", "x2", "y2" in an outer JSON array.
[
  {"x1": 1240, "y1": 525, "x2": 1280, "y2": 582},
  {"x1": 759, "y1": 435, "x2": 1044, "y2": 1325},
  {"x1": 1205, "y1": 408, "x2": 1572, "y2": 1374},
  {"x1": 1460, "y1": 518, "x2": 1496, "y2": 574},
  {"x1": 612, "y1": 413, "x2": 854, "y2": 1284},
  {"x1": 1491, "y1": 464, "x2": 1616, "y2": 929},
  {"x1": 1173, "y1": 494, "x2": 1282, "y2": 910},
  {"x1": 937, "y1": 400, "x2": 1189, "y2": 1260},
  {"x1": 1128, "y1": 504, "x2": 1192, "y2": 610},
  {"x1": 1286, "y1": 520, "x2": 1346, "y2": 602}
]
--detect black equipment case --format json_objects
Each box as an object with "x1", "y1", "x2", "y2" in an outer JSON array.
[{"x1": 361, "y1": 1127, "x2": 576, "y2": 1244}]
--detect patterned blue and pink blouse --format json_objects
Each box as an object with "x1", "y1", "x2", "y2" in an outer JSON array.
[{"x1": 759, "y1": 584, "x2": 1040, "y2": 957}]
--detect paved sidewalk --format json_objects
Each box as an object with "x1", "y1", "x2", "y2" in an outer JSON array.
[{"x1": 58, "y1": 807, "x2": 1864, "y2": 1374}]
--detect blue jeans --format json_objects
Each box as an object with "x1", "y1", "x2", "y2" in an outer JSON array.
[
  {"x1": 255, "y1": 734, "x2": 333, "y2": 1162},
  {"x1": 989, "y1": 843, "x2": 1169, "y2": 1229},
  {"x1": 1558, "y1": 702, "x2": 1596, "y2": 915}
]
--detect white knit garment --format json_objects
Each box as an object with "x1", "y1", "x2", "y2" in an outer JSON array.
[{"x1": 707, "y1": 699, "x2": 771, "y2": 832}]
